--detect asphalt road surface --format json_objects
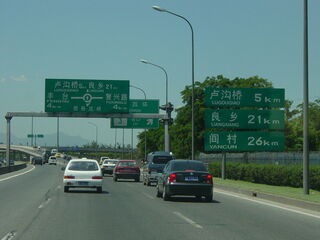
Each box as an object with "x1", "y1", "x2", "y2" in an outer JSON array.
[{"x1": 0, "y1": 165, "x2": 319, "y2": 240}]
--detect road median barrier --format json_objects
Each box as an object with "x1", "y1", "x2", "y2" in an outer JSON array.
[{"x1": 0, "y1": 162, "x2": 27, "y2": 175}]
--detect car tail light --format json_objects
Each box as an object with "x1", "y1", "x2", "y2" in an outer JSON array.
[
  {"x1": 168, "y1": 173, "x2": 177, "y2": 183},
  {"x1": 92, "y1": 176, "x2": 103, "y2": 179},
  {"x1": 64, "y1": 175, "x2": 75, "y2": 179},
  {"x1": 206, "y1": 174, "x2": 213, "y2": 184}
]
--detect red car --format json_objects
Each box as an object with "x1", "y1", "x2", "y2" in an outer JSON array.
[{"x1": 113, "y1": 160, "x2": 140, "y2": 182}]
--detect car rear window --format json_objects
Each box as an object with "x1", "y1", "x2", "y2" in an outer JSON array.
[
  {"x1": 68, "y1": 161, "x2": 99, "y2": 171},
  {"x1": 118, "y1": 161, "x2": 136, "y2": 167},
  {"x1": 104, "y1": 160, "x2": 117, "y2": 164},
  {"x1": 171, "y1": 161, "x2": 207, "y2": 172},
  {"x1": 152, "y1": 156, "x2": 173, "y2": 164}
]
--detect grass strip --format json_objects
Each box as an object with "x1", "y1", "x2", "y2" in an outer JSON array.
[{"x1": 214, "y1": 178, "x2": 320, "y2": 204}]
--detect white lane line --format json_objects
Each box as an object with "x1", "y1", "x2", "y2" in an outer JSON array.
[
  {"x1": 215, "y1": 189, "x2": 320, "y2": 220},
  {"x1": 38, "y1": 198, "x2": 51, "y2": 209},
  {"x1": 1, "y1": 231, "x2": 16, "y2": 240},
  {"x1": 0, "y1": 165, "x2": 35, "y2": 182},
  {"x1": 173, "y1": 211, "x2": 203, "y2": 229},
  {"x1": 142, "y1": 192, "x2": 154, "y2": 200}
]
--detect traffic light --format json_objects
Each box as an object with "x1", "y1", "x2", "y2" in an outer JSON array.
[{"x1": 159, "y1": 104, "x2": 167, "y2": 111}]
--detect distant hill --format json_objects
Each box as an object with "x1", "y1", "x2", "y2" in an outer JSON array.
[{"x1": 0, "y1": 132, "x2": 89, "y2": 147}]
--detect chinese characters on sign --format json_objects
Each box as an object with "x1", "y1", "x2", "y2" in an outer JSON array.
[
  {"x1": 205, "y1": 131, "x2": 284, "y2": 152},
  {"x1": 111, "y1": 117, "x2": 159, "y2": 129},
  {"x1": 204, "y1": 87, "x2": 285, "y2": 152},
  {"x1": 45, "y1": 79, "x2": 130, "y2": 113},
  {"x1": 110, "y1": 99, "x2": 160, "y2": 129},
  {"x1": 205, "y1": 87, "x2": 285, "y2": 108},
  {"x1": 205, "y1": 109, "x2": 284, "y2": 130}
]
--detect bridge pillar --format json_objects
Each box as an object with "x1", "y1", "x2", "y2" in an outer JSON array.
[{"x1": 5, "y1": 116, "x2": 12, "y2": 167}]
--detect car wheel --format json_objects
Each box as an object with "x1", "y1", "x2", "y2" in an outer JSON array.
[
  {"x1": 64, "y1": 186, "x2": 69, "y2": 192},
  {"x1": 135, "y1": 178, "x2": 140, "y2": 182},
  {"x1": 97, "y1": 187, "x2": 102, "y2": 193},
  {"x1": 156, "y1": 185, "x2": 162, "y2": 198},
  {"x1": 147, "y1": 179, "x2": 151, "y2": 186},
  {"x1": 205, "y1": 194, "x2": 213, "y2": 202},
  {"x1": 162, "y1": 185, "x2": 170, "y2": 201}
]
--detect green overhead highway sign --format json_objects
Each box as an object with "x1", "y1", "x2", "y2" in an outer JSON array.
[
  {"x1": 205, "y1": 109, "x2": 284, "y2": 130},
  {"x1": 204, "y1": 131, "x2": 284, "y2": 152},
  {"x1": 45, "y1": 79, "x2": 129, "y2": 113},
  {"x1": 111, "y1": 118, "x2": 159, "y2": 129},
  {"x1": 27, "y1": 134, "x2": 44, "y2": 138},
  {"x1": 205, "y1": 87, "x2": 285, "y2": 108},
  {"x1": 128, "y1": 99, "x2": 159, "y2": 114},
  {"x1": 111, "y1": 99, "x2": 159, "y2": 129}
]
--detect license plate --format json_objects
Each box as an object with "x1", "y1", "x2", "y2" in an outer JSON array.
[
  {"x1": 78, "y1": 181, "x2": 89, "y2": 186},
  {"x1": 185, "y1": 176, "x2": 198, "y2": 181}
]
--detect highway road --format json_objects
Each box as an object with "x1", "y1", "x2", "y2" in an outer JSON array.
[{"x1": 0, "y1": 165, "x2": 319, "y2": 240}]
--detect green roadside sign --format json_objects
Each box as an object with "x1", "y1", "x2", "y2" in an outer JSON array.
[
  {"x1": 205, "y1": 87, "x2": 285, "y2": 108},
  {"x1": 110, "y1": 99, "x2": 159, "y2": 129},
  {"x1": 205, "y1": 109, "x2": 284, "y2": 130},
  {"x1": 204, "y1": 131, "x2": 284, "y2": 152},
  {"x1": 45, "y1": 79, "x2": 130, "y2": 113}
]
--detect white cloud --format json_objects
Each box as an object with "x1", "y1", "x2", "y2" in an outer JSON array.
[
  {"x1": 0, "y1": 75, "x2": 28, "y2": 83},
  {"x1": 11, "y1": 75, "x2": 27, "y2": 82}
]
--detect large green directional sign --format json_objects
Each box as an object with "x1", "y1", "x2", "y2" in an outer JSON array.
[
  {"x1": 45, "y1": 79, "x2": 130, "y2": 113},
  {"x1": 111, "y1": 99, "x2": 159, "y2": 129},
  {"x1": 205, "y1": 109, "x2": 284, "y2": 130},
  {"x1": 204, "y1": 131, "x2": 284, "y2": 152},
  {"x1": 205, "y1": 87, "x2": 285, "y2": 108}
]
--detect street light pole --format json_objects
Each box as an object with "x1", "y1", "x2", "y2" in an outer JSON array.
[
  {"x1": 303, "y1": 0, "x2": 309, "y2": 195},
  {"x1": 57, "y1": 117, "x2": 59, "y2": 152},
  {"x1": 152, "y1": 6, "x2": 194, "y2": 159},
  {"x1": 88, "y1": 122, "x2": 98, "y2": 145},
  {"x1": 130, "y1": 85, "x2": 148, "y2": 161},
  {"x1": 140, "y1": 59, "x2": 170, "y2": 153}
]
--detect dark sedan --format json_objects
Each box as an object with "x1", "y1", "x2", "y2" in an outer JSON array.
[
  {"x1": 32, "y1": 157, "x2": 44, "y2": 165},
  {"x1": 156, "y1": 160, "x2": 213, "y2": 202}
]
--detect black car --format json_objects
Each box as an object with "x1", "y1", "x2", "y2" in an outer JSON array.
[
  {"x1": 142, "y1": 152, "x2": 174, "y2": 186},
  {"x1": 156, "y1": 160, "x2": 213, "y2": 202},
  {"x1": 32, "y1": 156, "x2": 44, "y2": 165}
]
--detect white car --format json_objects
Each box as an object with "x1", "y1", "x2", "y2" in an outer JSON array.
[
  {"x1": 48, "y1": 156, "x2": 57, "y2": 165},
  {"x1": 99, "y1": 156, "x2": 110, "y2": 165},
  {"x1": 101, "y1": 159, "x2": 118, "y2": 175},
  {"x1": 63, "y1": 159, "x2": 103, "y2": 193}
]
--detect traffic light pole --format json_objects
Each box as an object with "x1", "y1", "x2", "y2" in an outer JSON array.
[
  {"x1": 160, "y1": 102, "x2": 173, "y2": 153},
  {"x1": 164, "y1": 116, "x2": 169, "y2": 152}
]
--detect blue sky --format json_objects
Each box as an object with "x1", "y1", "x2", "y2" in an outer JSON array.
[{"x1": 1, "y1": 0, "x2": 320, "y2": 147}]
